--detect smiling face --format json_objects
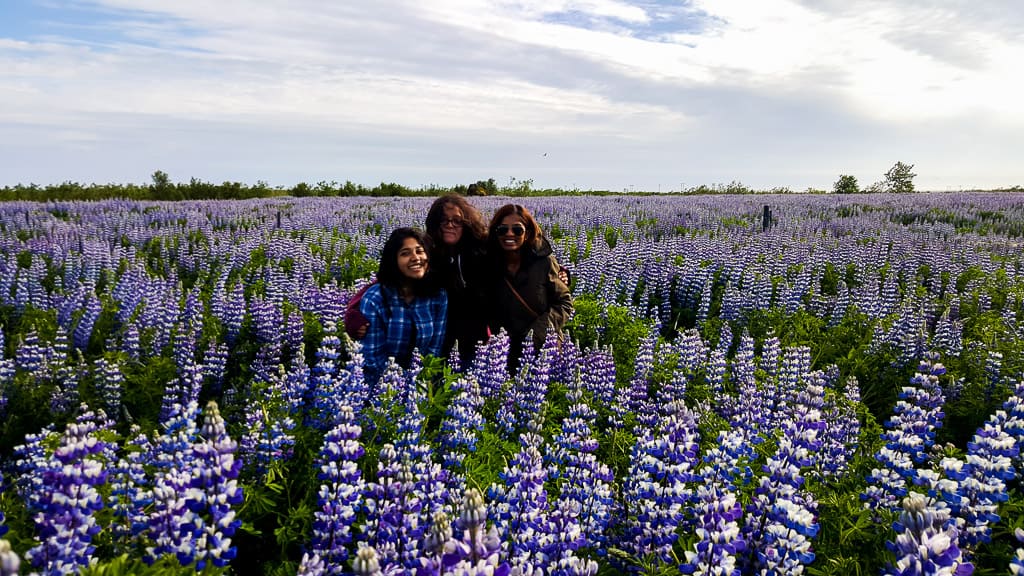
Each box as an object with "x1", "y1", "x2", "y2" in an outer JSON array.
[
  {"x1": 497, "y1": 214, "x2": 527, "y2": 253},
  {"x1": 439, "y1": 204, "x2": 465, "y2": 247},
  {"x1": 397, "y1": 237, "x2": 428, "y2": 280}
]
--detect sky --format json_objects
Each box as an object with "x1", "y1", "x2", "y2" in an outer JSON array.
[{"x1": 1, "y1": 0, "x2": 1022, "y2": 192}]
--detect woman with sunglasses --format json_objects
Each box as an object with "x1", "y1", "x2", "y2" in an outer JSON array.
[
  {"x1": 424, "y1": 194, "x2": 491, "y2": 367},
  {"x1": 486, "y1": 204, "x2": 573, "y2": 369},
  {"x1": 360, "y1": 227, "x2": 447, "y2": 387}
]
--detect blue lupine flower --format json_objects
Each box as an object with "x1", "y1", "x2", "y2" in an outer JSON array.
[
  {"x1": 550, "y1": 395, "x2": 614, "y2": 552},
  {"x1": 616, "y1": 400, "x2": 700, "y2": 571},
  {"x1": 580, "y1": 347, "x2": 616, "y2": 413},
  {"x1": 489, "y1": 420, "x2": 553, "y2": 574},
  {"x1": 496, "y1": 336, "x2": 551, "y2": 436},
  {"x1": 952, "y1": 410, "x2": 1018, "y2": 553},
  {"x1": 93, "y1": 356, "x2": 125, "y2": 418},
  {"x1": 184, "y1": 401, "x2": 244, "y2": 570},
  {"x1": 884, "y1": 492, "x2": 973, "y2": 576},
  {"x1": 145, "y1": 466, "x2": 196, "y2": 566},
  {"x1": 469, "y1": 328, "x2": 511, "y2": 399},
  {"x1": 680, "y1": 484, "x2": 745, "y2": 576},
  {"x1": 108, "y1": 425, "x2": 154, "y2": 551},
  {"x1": 439, "y1": 375, "x2": 485, "y2": 496},
  {"x1": 864, "y1": 357, "x2": 948, "y2": 511},
  {"x1": 743, "y1": 370, "x2": 823, "y2": 576},
  {"x1": 311, "y1": 404, "x2": 365, "y2": 574},
  {"x1": 308, "y1": 327, "x2": 343, "y2": 430},
  {"x1": 359, "y1": 443, "x2": 424, "y2": 573},
  {"x1": 25, "y1": 407, "x2": 111, "y2": 575}
]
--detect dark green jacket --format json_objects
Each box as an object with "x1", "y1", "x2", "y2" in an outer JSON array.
[{"x1": 488, "y1": 238, "x2": 573, "y2": 364}]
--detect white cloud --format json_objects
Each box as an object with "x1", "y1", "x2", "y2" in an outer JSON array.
[{"x1": 0, "y1": 0, "x2": 1021, "y2": 189}]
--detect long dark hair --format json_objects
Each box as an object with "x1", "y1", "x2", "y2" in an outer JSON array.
[
  {"x1": 377, "y1": 227, "x2": 440, "y2": 296},
  {"x1": 487, "y1": 203, "x2": 544, "y2": 256},
  {"x1": 425, "y1": 194, "x2": 487, "y2": 256}
]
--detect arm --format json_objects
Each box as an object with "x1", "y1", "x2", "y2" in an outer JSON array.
[
  {"x1": 544, "y1": 255, "x2": 574, "y2": 332},
  {"x1": 359, "y1": 286, "x2": 388, "y2": 382},
  {"x1": 433, "y1": 292, "x2": 448, "y2": 356}
]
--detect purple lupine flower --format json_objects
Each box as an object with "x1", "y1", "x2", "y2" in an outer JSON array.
[
  {"x1": 884, "y1": 492, "x2": 973, "y2": 576},
  {"x1": 25, "y1": 407, "x2": 111, "y2": 575},
  {"x1": 307, "y1": 327, "x2": 342, "y2": 430},
  {"x1": 550, "y1": 395, "x2": 614, "y2": 552},
  {"x1": 496, "y1": 336, "x2": 551, "y2": 436},
  {"x1": 15, "y1": 329, "x2": 46, "y2": 376},
  {"x1": 817, "y1": 375, "x2": 861, "y2": 479},
  {"x1": 202, "y1": 341, "x2": 229, "y2": 395},
  {"x1": 580, "y1": 346, "x2": 616, "y2": 412},
  {"x1": 311, "y1": 404, "x2": 365, "y2": 574},
  {"x1": 743, "y1": 395, "x2": 822, "y2": 574},
  {"x1": 439, "y1": 375, "x2": 485, "y2": 496},
  {"x1": 864, "y1": 357, "x2": 947, "y2": 511},
  {"x1": 335, "y1": 341, "x2": 369, "y2": 416},
  {"x1": 759, "y1": 334, "x2": 781, "y2": 380},
  {"x1": 145, "y1": 466, "x2": 195, "y2": 566},
  {"x1": 93, "y1": 356, "x2": 125, "y2": 418},
  {"x1": 488, "y1": 420, "x2": 552, "y2": 574},
  {"x1": 359, "y1": 443, "x2": 424, "y2": 573},
  {"x1": 281, "y1": 343, "x2": 311, "y2": 414},
  {"x1": 239, "y1": 363, "x2": 297, "y2": 475},
  {"x1": 183, "y1": 401, "x2": 243, "y2": 570},
  {"x1": 394, "y1": 386, "x2": 449, "y2": 552},
  {"x1": 73, "y1": 290, "x2": 102, "y2": 350},
  {"x1": 616, "y1": 400, "x2": 700, "y2": 571},
  {"x1": 468, "y1": 328, "x2": 510, "y2": 399},
  {"x1": 121, "y1": 322, "x2": 141, "y2": 360},
  {"x1": 108, "y1": 425, "x2": 153, "y2": 552},
  {"x1": 680, "y1": 483, "x2": 745, "y2": 576},
  {"x1": 954, "y1": 412, "x2": 1018, "y2": 553},
  {"x1": 49, "y1": 349, "x2": 80, "y2": 416}
]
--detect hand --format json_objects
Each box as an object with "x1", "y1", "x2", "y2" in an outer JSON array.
[
  {"x1": 557, "y1": 266, "x2": 570, "y2": 285},
  {"x1": 355, "y1": 324, "x2": 368, "y2": 339}
]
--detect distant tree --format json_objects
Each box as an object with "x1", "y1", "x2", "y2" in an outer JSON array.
[
  {"x1": 833, "y1": 174, "x2": 859, "y2": 194},
  {"x1": 151, "y1": 170, "x2": 170, "y2": 188},
  {"x1": 884, "y1": 161, "x2": 917, "y2": 193}
]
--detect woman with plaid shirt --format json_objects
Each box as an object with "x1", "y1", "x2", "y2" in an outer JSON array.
[{"x1": 359, "y1": 227, "x2": 448, "y2": 387}]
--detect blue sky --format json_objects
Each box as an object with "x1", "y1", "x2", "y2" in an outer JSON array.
[{"x1": 1, "y1": 0, "x2": 1022, "y2": 192}]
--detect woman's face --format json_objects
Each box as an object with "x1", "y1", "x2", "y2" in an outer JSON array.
[
  {"x1": 439, "y1": 204, "x2": 465, "y2": 246},
  {"x1": 397, "y1": 237, "x2": 429, "y2": 280},
  {"x1": 496, "y1": 214, "x2": 527, "y2": 253}
]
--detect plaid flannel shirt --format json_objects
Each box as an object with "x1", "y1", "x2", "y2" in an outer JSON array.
[{"x1": 359, "y1": 283, "x2": 447, "y2": 385}]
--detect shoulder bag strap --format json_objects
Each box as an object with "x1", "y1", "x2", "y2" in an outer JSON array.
[{"x1": 504, "y1": 276, "x2": 539, "y2": 319}]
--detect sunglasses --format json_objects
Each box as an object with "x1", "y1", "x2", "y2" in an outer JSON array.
[
  {"x1": 496, "y1": 224, "x2": 526, "y2": 237},
  {"x1": 440, "y1": 218, "x2": 464, "y2": 228}
]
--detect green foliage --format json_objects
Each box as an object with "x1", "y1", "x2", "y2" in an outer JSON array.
[
  {"x1": 884, "y1": 161, "x2": 916, "y2": 193},
  {"x1": 566, "y1": 296, "x2": 653, "y2": 385},
  {"x1": 833, "y1": 174, "x2": 860, "y2": 195}
]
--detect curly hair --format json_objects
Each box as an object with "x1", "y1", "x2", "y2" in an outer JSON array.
[{"x1": 425, "y1": 194, "x2": 488, "y2": 253}]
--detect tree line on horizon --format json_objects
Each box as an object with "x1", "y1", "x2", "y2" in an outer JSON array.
[{"x1": 1, "y1": 164, "x2": 1019, "y2": 202}]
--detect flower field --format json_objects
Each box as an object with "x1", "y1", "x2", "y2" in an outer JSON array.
[{"x1": 1, "y1": 192, "x2": 1023, "y2": 575}]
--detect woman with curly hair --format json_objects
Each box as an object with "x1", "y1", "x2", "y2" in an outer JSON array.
[{"x1": 424, "y1": 193, "x2": 492, "y2": 368}]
